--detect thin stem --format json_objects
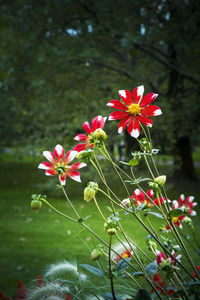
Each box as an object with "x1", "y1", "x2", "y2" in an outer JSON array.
[
  {"x1": 173, "y1": 272, "x2": 190, "y2": 300},
  {"x1": 145, "y1": 215, "x2": 159, "y2": 238},
  {"x1": 108, "y1": 235, "x2": 116, "y2": 300},
  {"x1": 40, "y1": 198, "x2": 78, "y2": 224},
  {"x1": 61, "y1": 185, "x2": 80, "y2": 219},
  {"x1": 93, "y1": 196, "x2": 107, "y2": 222}
]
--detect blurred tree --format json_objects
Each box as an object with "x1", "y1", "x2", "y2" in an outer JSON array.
[{"x1": 0, "y1": 0, "x2": 199, "y2": 180}]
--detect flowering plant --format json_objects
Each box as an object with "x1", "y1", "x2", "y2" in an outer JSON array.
[{"x1": 28, "y1": 85, "x2": 199, "y2": 299}]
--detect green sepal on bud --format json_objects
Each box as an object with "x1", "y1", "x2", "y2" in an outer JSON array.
[
  {"x1": 154, "y1": 175, "x2": 166, "y2": 187},
  {"x1": 104, "y1": 217, "x2": 118, "y2": 235},
  {"x1": 92, "y1": 128, "x2": 107, "y2": 141},
  {"x1": 84, "y1": 182, "x2": 98, "y2": 202},
  {"x1": 107, "y1": 228, "x2": 117, "y2": 235},
  {"x1": 31, "y1": 199, "x2": 42, "y2": 211},
  {"x1": 76, "y1": 148, "x2": 94, "y2": 163},
  {"x1": 31, "y1": 194, "x2": 46, "y2": 212},
  {"x1": 90, "y1": 248, "x2": 102, "y2": 261}
]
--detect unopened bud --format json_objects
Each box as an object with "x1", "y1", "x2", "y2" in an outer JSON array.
[
  {"x1": 154, "y1": 175, "x2": 166, "y2": 187},
  {"x1": 84, "y1": 187, "x2": 95, "y2": 202},
  {"x1": 121, "y1": 198, "x2": 131, "y2": 208},
  {"x1": 92, "y1": 128, "x2": 107, "y2": 141},
  {"x1": 107, "y1": 228, "x2": 117, "y2": 235},
  {"x1": 88, "y1": 181, "x2": 98, "y2": 189},
  {"x1": 31, "y1": 200, "x2": 42, "y2": 211},
  {"x1": 183, "y1": 216, "x2": 193, "y2": 226},
  {"x1": 90, "y1": 249, "x2": 102, "y2": 261}
]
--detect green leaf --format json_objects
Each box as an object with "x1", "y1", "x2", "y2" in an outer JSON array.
[
  {"x1": 132, "y1": 271, "x2": 144, "y2": 278},
  {"x1": 79, "y1": 264, "x2": 106, "y2": 277},
  {"x1": 135, "y1": 202, "x2": 146, "y2": 212},
  {"x1": 135, "y1": 289, "x2": 152, "y2": 300},
  {"x1": 129, "y1": 158, "x2": 139, "y2": 166},
  {"x1": 145, "y1": 261, "x2": 158, "y2": 276},
  {"x1": 144, "y1": 211, "x2": 164, "y2": 219},
  {"x1": 168, "y1": 209, "x2": 183, "y2": 219},
  {"x1": 116, "y1": 257, "x2": 131, "y2": 274}
]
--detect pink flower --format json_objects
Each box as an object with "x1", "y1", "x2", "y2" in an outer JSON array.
[
  {"x1": 107, "y1": 85, "x2": 162, "y2": 138},
  {"x1": 131, "y1": 189, "x2": 154, "y2": 207},
  {"x1": 73, "y1": 115, "x2": 107, "y2": 152},
  {"x1": 178, "y1": 194, "x2": 197, "y2": 216},
  {"x1": 166, "y1": 200, "x2": 185, "y2": 232},
  {"x1": 38, "y1": 144, "x2": 86, "y2": 185}
]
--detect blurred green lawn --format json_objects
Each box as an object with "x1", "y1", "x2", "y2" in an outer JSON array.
[{"x1": 0, "y1": 154, "x2": 200, "y2": 296}]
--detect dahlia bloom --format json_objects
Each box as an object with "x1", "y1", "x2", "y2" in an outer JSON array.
[
  {"x1": 107, "y1": 85, "x2": 162, "y2": 138},
  {"x1": 178, "y1": 194, "x2": 197, "y2": 216},
  {"x1": 38, "y1": 144, "x2": 86, "y2": 185},
  {"x1": 155, "y1": 250, "x2": 181, "y2": 267},
  {"x1": 73, "y1": 115, "x2": 107, "y2": 152},
  {"x1": 131, "y1": 189, "x2": 154, "y2": 207},
  {"x1": 153, "y1": 273, "x2": 179, "y2": 297},
  {"x1": 166, "y1": 200, "x2": 185, "y2": 232}
]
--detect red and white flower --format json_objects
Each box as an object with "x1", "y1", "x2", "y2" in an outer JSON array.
[
  {"x1": 38, "y1": 144, "x2": 86, "y2": 185},
  {"x1": 73, "y1": 115, "x2": 107, "y2": 152},
  {"x1": 107, "y1": 85, "x2": 162, "y2": 138},
  {"x1": 131, "y1": 189, "x2": 154, "y2": 207},
  {"x1": 178, "y1": 194, "x2": 197, "y2": 216},
  {"x1": 166, "y1": 200, "x2": 185, "y2": 232},
  {"x1": 155, "y1": 250, "x2": 181, "y2": 267}
]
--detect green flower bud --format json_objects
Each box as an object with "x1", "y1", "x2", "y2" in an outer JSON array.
[
  {"x1": 107, "y1": 228, "x2": 117, "y2": 235},
  {"x1": 92, "y1": 128, "x2": 107, "y2": 141},
  {"x1": 88, "y1": 181, "x2": 98, "y2": 190},
  {"x1": 76, "y1": 149, "x2": 93, "y2": 162},
  {"x1": 90, "y1": 248, "x2": 102, "y2": 261},
  {"x1": 84, "y1": 187, "x2": 95, "y2": 202},
  {"x1": 31, "y1": 199, "x2": 42, "y2": 211},
  {"x1": 154, "y1": 175, "x2": 166, "y2": 187}
]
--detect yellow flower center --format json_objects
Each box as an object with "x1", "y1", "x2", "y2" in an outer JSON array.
[
  {"x1": 122, "y1": 253, "x2": 129, "y2": 259},
  {"x1": 172, "y1": 216, "x2": 179, "y2": 223},
  {"x1": 128, "y1": 103, "x2": 141, "y2": 116}
]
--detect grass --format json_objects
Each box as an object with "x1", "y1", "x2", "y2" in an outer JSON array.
[{"x1": 0, "y1": 153, "x2": 200, "y2": 297}]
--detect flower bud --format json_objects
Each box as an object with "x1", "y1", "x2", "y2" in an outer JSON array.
[
  {"x1": 154, "y1": 175, "x2": 166, "y2": 187},
  {"x1": 183, "y1": 216, "x2": 193, "y2": 226},
  {"x1": 90, "y1": 248, "x2": 102, "y2": 261},
  {"x1": 121, "y1": 198, "x2": 131, "y2": 208},
  {"x1": 76, "y1": 149, "x2": 93, "y2": 162},
  {"x1": 92, "y1": 128, "x2": 107, "y2": 141},
  {"x1": 31, "y1": 199, "x2": 42, "y2": 211},
  {"x1": 107, "y1": 228, "x2": 117, "y2": 235},
  {"x1": 88, "y1": 181, "x2": 98, "y2": 190},
  {"x1": 84, "y1": 187, "x2": 95, "y2": 202}
]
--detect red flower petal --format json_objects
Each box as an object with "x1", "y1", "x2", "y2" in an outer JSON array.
[
  {"x1": 54, "y1": 144, "x2": 65, "y2": 160},
  {"x1": 45, "y1": 169, "x2": 57, "y2": 176},
  {"x1": 140, "y1": 93, "x2": 158, "y2": 107},
  {"x1": 74, "y1": 134, "x2": 88, "y2": 141},
  {"x1": 133, "y1": 189, "x2": 145, "y2": 203},
  {"x1": 82, "y1": 121, "x2": 92, "y2": 134},
  {"x1": 146, "y1": 190, "x2": 154, "y2": 200},
  {"x1": 132, "y1": 85, "x2": 144, "y2": 104},
  {"x1": 38, "y1": 162, "x2": 53, "y2": 170},
  {"x1": 73, "y1": 143, "x2": 88, "y2": 152},
  {"x1": 59, "y1": 173, "x2": 67, "y2": 185},
  {"x1": 118, "y1": 90, "x2": 132, "y2": 106},
  {"x1": 141, "y1": 105, "x2": 162, "y2": 117},
  {"x1": 107, "y1": 100, "x2": 128, "y2": 111},
  {"x1": 118, "y1": 116, "x2": 132, "y2": 134},
  {"x1": 127, "y1": 118, "x2": 140, "y2": 138},
  {"x1": 92, "y1": 115, "x2": 107, "y2": 131},
  {"x1": 43, "y1": 151, "x2": 57, "y2": 164},
  {"x1": 68, "y1": 170, "x2": 81, "y2": 182},
  {"x1": 70, "y1": 162, "x2": 86, "y2": 170},
  {"x1": 136, "y1": 115, "x2": 153, "y2": 127},
  {"x1": 108, "y1": 111, "x2": 130, "y2": 120},
  {"x1": 64, "y1": 150, "x2": 77, "y2": 164}
]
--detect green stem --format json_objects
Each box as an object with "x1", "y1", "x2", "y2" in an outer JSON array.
[
  {"x1": 93, "y1": 196, "x2": 107, "y2": 222},
  {"x1": 108, "y1": 235, "x2": 116, "y2": 300},
  {"x1": 40, "y1": 198, "x2": 78, "y2": 223},
  {"x1": 61, "y1": 185, "x2": 80, "y2": 219}
]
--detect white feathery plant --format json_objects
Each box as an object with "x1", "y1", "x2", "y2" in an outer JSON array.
[{"x1": 26, "y1": 282, "x2": 70, "y2": 300}]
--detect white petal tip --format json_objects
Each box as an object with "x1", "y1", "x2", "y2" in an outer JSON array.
[
  {"x1": 154, "y1": 109, "x2": 162, "y2": 116},
  {"x1": 130, "y1": 129, "x2": 139, "y2": 138},
  {"x1": 118, "y1": 90, "x2": 126, "y2": 98},
  {"x1": 118, "y1": 127, "x2": 123, "y2": 134},
  {"x1": 108, "y1": 116, "x2": 114, "y2": 120}
]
